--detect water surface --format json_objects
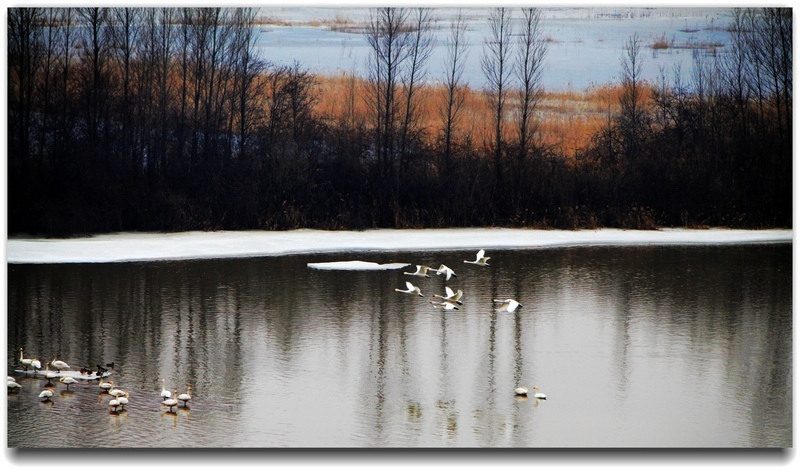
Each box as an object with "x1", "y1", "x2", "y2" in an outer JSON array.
[{"x1": 7, "y1": 244, "x2": 792, "y2": 447}]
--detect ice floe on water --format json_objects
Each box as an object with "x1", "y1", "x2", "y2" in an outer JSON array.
[
  {"x1": 307, "y1": 260, "x2": 410, "y2": 271},
  {"x1": 6, "y1": 228, "x2": 792, "y2": 264}
]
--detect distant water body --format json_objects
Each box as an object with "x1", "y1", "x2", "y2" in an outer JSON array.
[{"x1": 255, "y1": 7, "x2": 732, "y2": 92}]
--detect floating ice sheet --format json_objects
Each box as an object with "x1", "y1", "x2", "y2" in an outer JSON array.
[{"x1": 307, "y1": 260, "x2": 411, "y2": 271}]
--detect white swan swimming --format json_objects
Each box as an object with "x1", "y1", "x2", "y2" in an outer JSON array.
[
  {"x1": 117, "y1": 392, "x2": 129, "y2": 410},
  {"x1": 494, "y1": 298, "x2": 522, "y2": 313},
  {"x1": 109, "y1": 395, "x2": 122, "y2": 412},
  {"x1": 404, "y1": 265, "x2": 435, "y2": 278},
  {"x1": 8, "y1": 379, "x2": 22, "y2": 391},
  {"x1": 19, "y1": 348, "x2": 34, "y2": 371},
  {"x1": 51, "y1": 357, "x2": 70, "y2": 373},
  {"x1": 177, "y1": 386, "x2": 192, "y2": 407},
  {"x1": 160, "y1": 378, "x2": 172, "y2": 400},
  {"x1": 430, "y1": 300, "x2": 459, "y2": 311},
  {"x1": 98, "y1": 378, "x2": 113, "y2": 392},
  {"x1": 395, "y1": 281, "x2": 424, "y2": 297},
  {"x1": 532, "y1": 386, "x2": 547, "y2": 399},
  {"x1": 162, "y1": 390, "x2": 179, "y2": 412},
  {"x1": 109, "y1": 387, "x2": 126, "y2": 398},
  {"x1": 59, "y1": 376, "x2": 79, "y2": 391},
  {"x1": 464, "y1": 249, "x2": 491, "y2": 267},
  {"x1": 435, "y1": 264, "x2": 458, "y2": 281},
  {"x1": 433, "y1": 286, "x2": 463, "y2": 305},
  {"x1": 38, "y1": 388, "x2": 54, "y2": 401}
]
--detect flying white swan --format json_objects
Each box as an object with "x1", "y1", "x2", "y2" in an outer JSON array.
[
  {"x1": 162, "y1": 390, "x2": 179, "y2": 412},
  {"x1": 494, "y1": 299, "x2": 522, "y2": 313},
  {"x1": 395, "y1": 281, "x2": 424, "y2": 297},
  {"x1": 51, "y1": 357, "x2": 70, "y2": 373},
  {"x1": 177, "y1": 386, "x2": 192, "y2": 407},
  {"x1": 433, "y1": 286, "x2": 463, "y2": 305},
  {"x1": 404, "y1": 265, "x2": 435, "y2": 278},
  {"x1": 464, "y1": 249, "x2": 491, "y2": 267},
  {"x1": 435, "y1": 264, "x2": 458, "y2": 281},
  {"x1": 19, "y1": 348, "x2": 34, "y2": 371},
  {"x1": 160, "y1": 378, "x2": 172, "y2": 400},
  {"x1": 430, "y1": 301, "x2": 459, "y2": 311},
  {"x1": 38, "y1": 388, "x2": 55, "y2": 401},
  {"x1": 59, "y1": 376, "x2": 79, "y2": 391}
]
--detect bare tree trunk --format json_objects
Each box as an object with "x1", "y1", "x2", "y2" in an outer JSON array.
[
  {"x1": 515, "y1": 8, "x2": 547, "y2": 162},
  {"x1": 439, "y1": 9, "x2": 469, "y2": 167},
  {"x1": 480, "y1": 7, "x2": 514, "y2": 218},
  {"x1": 365, "y1": 7, "x2": 411, "y2": 225}
]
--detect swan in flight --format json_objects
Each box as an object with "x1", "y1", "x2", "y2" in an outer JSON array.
[
  {"x1": 51, "y1": 357, "x2": 70, "y2": 373},
  {"x1": 430, "y1": 301, "x2": 459, "y2": 311},
  {"x1": 494, "y1": 299, "x2": 522, "y2": 313},
  {"x1": 19, "y1": 348, "x2": 34, "y2": 371},
  {"x1": 404, "y1": 265, "x2": 435, "y2": 278},
  {"x1": 433, "y1": 286, "x2": 463, "y2": 305},
  {"x1": 464, "y1": 249, "x2": 491, "y2": 267},
  {"x1": 160, "y1": 379, "x2": 172, "y2": 400},
  {"x1": 435, "y1": 264, "x2": 457, "y2": 281},
  {"x1": 38, "y1": 388, "x2": 54, "y2": 401},
  {"x1": 162, "y1": 391, "x2": 179, "y2": 412},
  {"x1": 177, "y1": 386, "x2": 192, "y2": 407},
  {"x1": 59, "y1": 376, "x2": 79, "y2": 391},
  {"x1": 395, "y1": 281, "x2": 424, "y2": 297}
]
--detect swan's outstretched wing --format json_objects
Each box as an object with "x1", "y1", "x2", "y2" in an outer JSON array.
[
  {"x1": 506, "y1": 300, "x2": 520, "y2": 312},
  {"x1": 476, "y1": 249, "x2": 485, "y2": 260},
  {"x1": 444, "y1": 286, "x2": 455, "y2": 298}
]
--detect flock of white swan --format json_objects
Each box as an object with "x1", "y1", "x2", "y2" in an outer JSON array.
[
  {"x1": 8, "y1": 348, "x2": 193, "y2": 412},
  {"x1": 394, "y1": 249, "x2": 545, "y2": 401}
]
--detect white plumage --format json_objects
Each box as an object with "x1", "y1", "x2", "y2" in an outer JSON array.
[
  {"x1": 464, "y1": 249, "x2": 491, "y2": 267},
  {"x1": 395, "y1": 281, "x2": 424, "y2": 297}
]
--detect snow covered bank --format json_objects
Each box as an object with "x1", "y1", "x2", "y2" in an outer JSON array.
[{"x1": 6, "y1": 228, "x2": 792, "y2": 264}]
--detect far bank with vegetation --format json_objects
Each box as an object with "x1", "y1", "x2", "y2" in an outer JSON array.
[{"x1": 7, "y1": 7, "x2": 791, "y2": 236}]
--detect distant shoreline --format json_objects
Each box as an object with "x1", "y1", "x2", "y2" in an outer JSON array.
[{"x1": 7, "y1": 227, "x2": 792, "y2": 265}]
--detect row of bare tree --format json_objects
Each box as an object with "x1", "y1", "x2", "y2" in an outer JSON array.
[{"x1": 7, "y1": 7, "x2": 791, "y2": 236}]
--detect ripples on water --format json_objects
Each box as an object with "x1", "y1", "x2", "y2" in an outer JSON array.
[{"x1": 7, "y1": 245, "x2": 792, "y2": 447}]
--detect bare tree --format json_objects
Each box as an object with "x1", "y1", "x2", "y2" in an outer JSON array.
[
  {"x1": 439, "y1": 8, "x2": 469, "y2": 165},
  {"x1": 399, "y1": 8, "x2": 434, "y2": 157},
  {"x1": 365, "y1": 7, "x2": 412, "y2": 224},
  {"x1": 515, "y1": 8, "x2": 548, "y2": 162},
  {"x1": 481, "y1": 7, "x2": 514, "y2": 185},
  {"x1": 619, "y1": 33, "x2": 646, "y2": 162}
]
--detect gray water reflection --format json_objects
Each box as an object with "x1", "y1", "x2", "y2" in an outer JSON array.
[{"x1": 7, "y1": 245, "x2": 792, "y2": 447}]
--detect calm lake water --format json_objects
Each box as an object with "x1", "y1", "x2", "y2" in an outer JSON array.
[{"x1": 6, "y1": 244, "x2": 792, "y2": 448}]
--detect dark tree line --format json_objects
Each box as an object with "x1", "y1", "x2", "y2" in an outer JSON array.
[{"x1": 7, "y1": 7, "x2": 791, "y2": 237}]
